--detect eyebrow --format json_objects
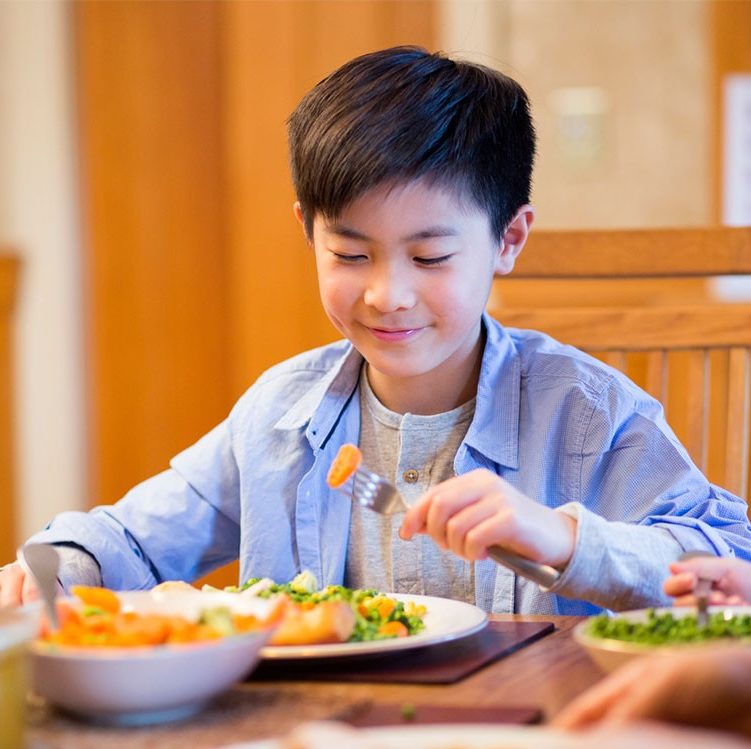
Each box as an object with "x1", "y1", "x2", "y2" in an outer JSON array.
[{"x1": 325, "y1": 224, "x2": 460, "y2": 242}]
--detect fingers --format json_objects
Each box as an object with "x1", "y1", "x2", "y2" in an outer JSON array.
[
  {"x1": 663, "y1": 571, "x2": 697, "y2": 598},
  {"x1": 399, "y1": 469, "x2": 575, "y2": 566},
  {"x1": 554, "y1": 659, "x2": 649, "y2": 729},
  {"x1": 666, "y1": 557, "x2": 751, "y2": 605},
  {"x1": 399, "y1": 470, "x2": 521, "y2": 555},
  {"x1": 21, "y1": 572, "x2": 40, "y2": 603},
  {"x1": 669, "y1": 556, "x2": 727, "y2": 582},
  {"x1": 400, "y1": 470, "x2": 497, "y2": 541},
  {"x1": 0, "y1": 562, "x2": 30, "y2": 607}
]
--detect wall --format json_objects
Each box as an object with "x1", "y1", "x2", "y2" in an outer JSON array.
[
  {"x1": 443, "y1": 0, "x2": 711, "y2": 230},
  {"x1": 0, "y1": 1, "x2": 85, "y2": 552}
]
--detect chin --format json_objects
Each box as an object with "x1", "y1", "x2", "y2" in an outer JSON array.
[{"x1": 364, "y1": 353, "x2": 437, "y2": 381}]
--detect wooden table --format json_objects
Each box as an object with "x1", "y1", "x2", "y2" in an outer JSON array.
[{"x1": 26, "y1": 616, "x2": 604, "y2": 749}]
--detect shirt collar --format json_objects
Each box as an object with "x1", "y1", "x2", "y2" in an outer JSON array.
[
  {"x1": 462, "y1": 313, "x2": 521, "y2": 470},
  {"x1": 274, "y1": 342, "x2": 363, "y2": 450},
  {"x1": 274, "y1": 312, "x2": 521, "y2": 467}
]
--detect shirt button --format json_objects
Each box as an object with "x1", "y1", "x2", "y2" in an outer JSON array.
[{"x1": 403, "y1": 469, "x2": 419, "y2": 483}]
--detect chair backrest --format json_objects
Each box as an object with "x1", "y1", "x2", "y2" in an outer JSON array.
[{"x1": 488, "y1": 227, "x2": 751, "y2": 502}]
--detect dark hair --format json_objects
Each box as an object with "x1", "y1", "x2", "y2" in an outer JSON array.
[{"x1": 288, "y1": 45, "x2": 536, "y2": 240}]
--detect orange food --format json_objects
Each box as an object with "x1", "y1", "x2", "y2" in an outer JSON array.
[
  {"x1": 326, "y1": 443, "x2": 362, "y2": 488},
  {"x1": 377, "y1": 620, "x2": 408, "y2": 638},
  {"x1": 38, "y1": 587, "x2": 269, "y2": 648},
  {"x1": 70, "y1": 585, "x2": 121, "y2": 614},
  {"x1": 375, "y1": 598, "x2": 396, "y2": 619},
  {"x1": 269, "y1": 599, "x2": 356, "y2": 646}
]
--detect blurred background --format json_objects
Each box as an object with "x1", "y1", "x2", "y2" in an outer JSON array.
[{"x1": 0, "y1": 0, "x2": 749, "y2": 572}]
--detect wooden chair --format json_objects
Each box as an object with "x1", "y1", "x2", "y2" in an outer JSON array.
[{"x1": 488, "y1": 227, "x2": 751, "y2": 502}]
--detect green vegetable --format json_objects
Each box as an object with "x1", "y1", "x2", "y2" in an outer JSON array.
[
  {"x1": 400, "y1": 703, "x2": 417, "y2": 721},
  {"x1": 198, "y1": 607, "x2": 235, "y2": 637},
  {"x1": 589, "y1": 609, "x2": 751, "y2": 645},
  {"x1": 227, "y1": 573, "x2": 426, "y2": 643}
]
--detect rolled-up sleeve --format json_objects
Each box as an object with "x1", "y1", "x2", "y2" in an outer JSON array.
[
  {"x1": 550, "y1": 378, "x2": 751, "y2": 609},
  {"x1": 28, "y1": 422, "x2": 241, "y2": 590}
]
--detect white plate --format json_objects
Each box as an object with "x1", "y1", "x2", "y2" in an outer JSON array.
[
  {"x1": 574, "y1": 605, "x2": 751, "y2": 672},
  {"x1": 260, "y1": 593, "x2": 487, "y2": 660},
  {"x1": 222, "y1": 721, "x2": 751, "y2": 749},
  {"x1": 224, "y1": 724, "x2": 575, "y2": 749}
]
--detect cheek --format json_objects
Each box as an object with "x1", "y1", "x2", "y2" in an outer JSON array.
[
  {"x1": 318, "y1": 275, "x2": 357, "y2": 316},
  {"x1": 426, "y1": 273, "x2": 489, "y2": 319}
]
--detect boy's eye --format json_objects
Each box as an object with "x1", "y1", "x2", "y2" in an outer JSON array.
[
  {"x1": 415, "y1": 255, "x2": 452, "y2": 267},
  {"x1": 331, "y1": 252, "x2": 367, "y2": 263}
]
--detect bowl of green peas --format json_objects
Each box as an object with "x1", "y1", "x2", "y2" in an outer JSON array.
[{"x1": 574, "y1": 606, "x2": 751, "y2": 672}]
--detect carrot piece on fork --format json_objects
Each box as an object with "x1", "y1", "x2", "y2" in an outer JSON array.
[{"x1": 326, "y1": 443, "x2": 362, "y2": 488}]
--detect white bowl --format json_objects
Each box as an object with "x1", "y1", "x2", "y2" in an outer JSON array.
[
  {"x1": 30, "y1": 590, "x2": 276, "y2": 725},
  {"x1": 574, "y1": 605, "x2": 751, "y2": 673}
]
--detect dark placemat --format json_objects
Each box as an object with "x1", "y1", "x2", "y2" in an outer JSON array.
[
  {"x1": 343, "y1": 702, "x2": 543, "y2": 727},
  {"x1": 251, "y1": 619, "x2": 554, "y2": 684}
]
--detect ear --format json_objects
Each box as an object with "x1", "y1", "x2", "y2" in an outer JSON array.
[
  {"x1": 293, "y1": 201, "x2": 312, "y2": 243},
  {"x1": 494, "y1": 204, "x2": 535, "y2": 276}
]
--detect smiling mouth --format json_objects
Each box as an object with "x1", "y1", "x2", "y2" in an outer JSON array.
[{"x1": 366, "y1": 326, "x2": 423, "y2": 342}]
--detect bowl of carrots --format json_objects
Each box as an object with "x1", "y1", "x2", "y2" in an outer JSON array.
[{"x1": 30, "y1": 585, "x2": 280, "y2": 725}]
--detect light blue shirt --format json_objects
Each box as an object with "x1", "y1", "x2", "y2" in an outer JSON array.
[{"x1": 30, "y1": 314, "x2": 751, "y2": 614}]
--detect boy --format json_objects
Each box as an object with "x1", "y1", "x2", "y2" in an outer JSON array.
[{"x1": 2, "y1": 46, "x2": 750, "y2": 615}]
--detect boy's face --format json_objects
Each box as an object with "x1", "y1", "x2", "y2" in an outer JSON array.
[{"x1": 301, "y1": 179, "x2": 531, "y2": 413}]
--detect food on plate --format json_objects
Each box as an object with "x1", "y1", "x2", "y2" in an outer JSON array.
[
  {"x1": 589, "y1": 609, "x2": 751, "y2": 645},
  {"x1": 38, "y1": 587, "x2": 272, "y2": 648},
  {"x1": 326, "y1": 443, "x2": 362, "y2": 488},
  {"x1": 151, "y1": 580, "x2": 199, "y2": 594},
  {"x1": 283, "y1": 721, "x2": 369, "y2": 748},
  {"x1": 213, "y1": 571, "x2": 427, "y2": 644},
  {"x1": 270, "y1": 599, "x2": 356, "y2": 646}
]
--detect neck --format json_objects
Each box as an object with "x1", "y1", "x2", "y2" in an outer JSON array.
[{"x1": 365, "y1": 328, "x2": 485, "y2": 415}]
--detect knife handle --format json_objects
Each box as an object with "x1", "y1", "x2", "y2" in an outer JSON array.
[{"x1": 488, "y1": 546, "x2": 561, "y2": 588}]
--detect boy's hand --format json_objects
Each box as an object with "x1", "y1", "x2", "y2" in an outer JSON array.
[{"x1": 398, "y1": 469, "x2": 576, "y2": 569}]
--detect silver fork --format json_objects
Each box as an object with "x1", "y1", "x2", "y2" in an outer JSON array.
[
  {"x1": 678, "y1": 550, "x2": 715, "y2": 627},
  {"x1": 345, "y1": 466, "x2": 561, "y2": 589}
]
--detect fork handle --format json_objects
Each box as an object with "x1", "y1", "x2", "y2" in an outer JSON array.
[{"x1": 488, "y1": 546, "x2": 561, "y2": 588}]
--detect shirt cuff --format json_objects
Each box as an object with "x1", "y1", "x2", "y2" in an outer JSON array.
[
  {"x1": 546, "y1": 502, "x2": 683, "y2": 610},
  {"x1": 54, "y1": 544, "x2": 103, "y2": 591}
]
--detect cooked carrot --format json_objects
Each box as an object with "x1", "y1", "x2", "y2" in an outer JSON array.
[
  {"x1": 378, "y1": 620, "x2": 408, "y2": 638},
  {"x1": 71, "y1": 585, "x2": 121, "y2": 614},
  {"x1": 326, "y1": 444, "x2": 362, "y2": 488}
]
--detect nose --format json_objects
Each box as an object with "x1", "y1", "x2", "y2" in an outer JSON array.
[{"x1": 362, "y1": 263, "x2": 416, "y2": 312}]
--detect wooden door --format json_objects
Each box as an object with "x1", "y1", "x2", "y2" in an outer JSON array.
[{"x1": 74, "y1": 0, "x2": 435, "y2": 587}]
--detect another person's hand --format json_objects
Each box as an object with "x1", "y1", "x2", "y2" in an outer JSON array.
[
  {"x1": 399, "y1": 469, "x2": 576, "y2": 568},
  {"x1": 0, "y1": 561, "x2": 38, "y2": 607},
  {"x1": 0, "y1": 560, "x2": 62, "y2": 607},
  {"x1": 553, "y1": 645, "x2": 751, "y2": 738},
  {"x1": 664, "y1": 555, "x2": 751, "y2": 606}
]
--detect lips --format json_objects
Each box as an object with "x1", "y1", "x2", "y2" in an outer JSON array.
[{"x1": 366, "y1": 326, "x2": 423, "y2": 342}]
